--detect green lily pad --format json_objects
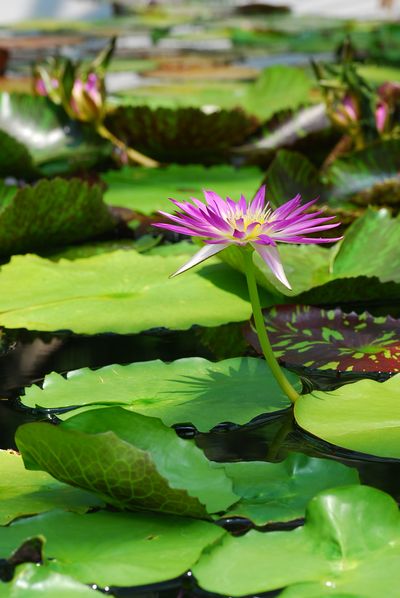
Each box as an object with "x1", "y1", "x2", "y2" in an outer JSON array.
[
  {"x1": 245, "y1": 305, "x2": 400, "y2": 372},
  {"x1": 1, "y1": 564, "x2": 98, "y2": 597},
  {"x1": 0, "y1": 250, "x2": 252, "y2": 334},
  {"x1": 16, "y1": 408, "x2": 238, "y2": 517},
  {"x1": 21, "y1": 357, "x2": 298, "y2": 431},
  {"x1": 0, "y1": 178, "x2": 115, "y2": 256},
  {"x1": 104, "y1": 105, "x2": 259, "y2": 164},
  {"x1": 0, "y1": 509, "x2": 225, "y2": 588},
  {"x1": 193, "y1": 485, "x2": 400, "y2": 597},
  {"x1": 240, "y1": 65, "x2": 315, "y2": 122},
  {"x1": 326, "y1": 140, "x2": 400, "y2": 209},
  {"x1": 221, "y1": 209, "x2": 400, "y2": 305},
  {"x1": 0, "y1": 450, "x2": 103, "y2": 526},
  {"x1": 222, "y1": 453, "x2": 359, "y2": 525},
  {"x1": 103, "y1": 164, "x2": 263, "y2": 215},
  {"x1": 295, "y1": 374, "x2": 400, "y2": 459},
  {"x1": 0, "y1": 93, "x2": 110, "y2": 177}
]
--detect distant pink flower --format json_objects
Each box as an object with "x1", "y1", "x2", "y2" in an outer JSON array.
[
  {"x1": 375, "y1": 101, "x2": 389, "y2": 133},
  {"x1": 154, "y1": 186, "x2": 342, "y2": 289}
]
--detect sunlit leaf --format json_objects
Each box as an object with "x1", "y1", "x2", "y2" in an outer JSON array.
[
  {"x1": 0, "y1": 450, "x2": 102, "y2": 526},
  {"x1": 21, "y1": 357, "x2": 299, "y2": 431},
  {"x1": 1, "y1": 564, "x2": 98, "y2": 597},
  {"x1": 295, "y1": 374, "x2": 400, "y2": 459},
  {"x1": 222, "y1": 453, "x2": 359, "y2": 525},
  {"x1": 1, "y1": 509, "x2": 225, "y2": 588},
  {"x1": 17, "y1": 408, "x2": 238, "y2": 516},
  {"x1": 194, "y1": 486, "x2": 400, "y2": 597}
]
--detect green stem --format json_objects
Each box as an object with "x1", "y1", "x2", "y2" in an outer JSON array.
[
  {"x1": 243, "y1": 250, "x2": 299, "y2": 404},
  {"x1": 96, "y1": 124, "x2": 159, "y2": 168}
]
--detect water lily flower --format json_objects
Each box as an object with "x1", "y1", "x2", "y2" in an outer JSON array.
[{"x1": 155, "y1": 186, "x2": 341, "y2": 289}]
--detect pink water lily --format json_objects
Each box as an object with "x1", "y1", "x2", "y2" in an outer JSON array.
[{"x1": 154, "y1": 186, "x2": 342, "y2": 289}]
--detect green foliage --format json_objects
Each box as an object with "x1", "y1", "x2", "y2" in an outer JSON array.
[
  {"x1": 264, "y1": 149, "x2": 323, "y2": 207},
  {"x1": 295, "y1": 374, "x2": 400, "y2": 458},
  {"x1": 0, "y1": 249, "x2": 252, "y2": 334},
  {"x1": 240, "y1": 66, "x2": 315, "y2": 122},
  {"x1": 104, "y1": 104, "x2": 259, "y2": 164},
  {"x1": 1, "y1": 509, "x2": 225, "y2": 588},
  {"x1": 0, "y1": 450, "x2": 102, "y2": 525},
  {"x1": 223, "y1": 454, "x2": 359, "y2": 525},
  {"x1": 21, "y1": 357, "x2": 298, "y2": 431},
  {"x1": 17, "y1": 408, "x2": 238, "y2": 517},
  {"x1": 0, "y1": 178, "x2": 115, "y2": 256},
  {"x1": 2, "y1": 565, "x2": 98, "y2": 597},
  {"x1": 0, "y1": 93, "x2": 110, "y2": 176},
  {"x1": 194, "y1": 486, "x2": 400, "y2": 596},
  {"x1": 103, "y1": 164, "x2": 263, "y2": 214}
]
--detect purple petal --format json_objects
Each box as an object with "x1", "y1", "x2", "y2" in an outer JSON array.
[
  {"x1": 170, "y1": 243, "x2": 228, "y2": 277},
  {"x1": 251, "y1": 243, "x2": 291, "y2": 289},
  {"x1": 250, "y1": 185, "x2": 266, "y2": 212}
]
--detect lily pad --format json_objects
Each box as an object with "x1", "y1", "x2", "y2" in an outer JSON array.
[
  {"x1": 0, "y1": 93, "x2": 110, "y2": 176},
  {"x1": 194, "y1": 485, "x2": 400, "y2": 597},
  {"x1": 16, "y1": 408, "x2": 238, "y2": 517},
  {"x1": 245, "y1": 305, "x2": 400, "y2": 372},
  {"x1": 240, "y1": 65, "x2": 315, "y2": 122},
  {"x1": 295, "y1": 374, "x2": 400, "y2": 459},
  {"x1": 103, "y1": 164, "x2": 263, "y2": 215},
  {"x1": 222, "y1": 453, "x2": 359, "y2": 525},
  {"x1": 221, "y1": 209, "x2": 400, "y2": 305},
  {"x1": 0, "y1": 250, "x2": 252, "y2": 334},
  {"x1": 0, "y1": 450, "x2": 103, "y2": 526},
  {"x1": 1, "y1": 564, "x2": 98, "y2": 597},
  {"x1": 0, "y1": 509, "x2": 225, "y2": 588},
  {"x1": 0, "y1": 179, "x2": 115, "y2": 256},
  {"x1": 104, "y1": 105, "x2": 259, "y2": 164},
  {"x1": 21, "y1": 357, "x2": 298, "y2": 431}
]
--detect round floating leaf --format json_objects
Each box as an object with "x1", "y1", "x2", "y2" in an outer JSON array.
[
  {"x1": 0, "y1": 93, "x2": 110, "y2": 176},
  {"x1": 0, "y1": 450, "x2": 103, "y2": 526},
  {"x1": 103, "y1": 164, "x2": 263, "y2": 215},
  {"x1": 16, "y1": 408, "x2": 238, "y2": 517},
  {"x1": 194, "y1": 485, "x2": 400, "y2": 597},
  {"x1": 2, "y1": 564, "x2": 98, "y2": 597},
  {"x1": 240, "y1": 65, "x2": 315, "y2": 122},
  {"x1": 21, "y1": 357, "x2": 298, "y2": 431},
  {"x1": 0, "y1": 178, "x2": 115, "y2": 256},
  {"x1": 104, "y1": 105, "x2": 259, "y2": 164},
  {"x1": 222, "y1": 453, "x2": 359, "y2": 525},
  {"x1": 1, "y1": 509, "x2": 225, "y2": 588},
  {"x1": 0, "y1": 250, "x2": 252, "y2": 334},
  {"x1": 245, "y1": 305, "x2": 400, "y2": 372},
  {"x1": 295, "y1": 374, "x2": 400, "y2": 459}
]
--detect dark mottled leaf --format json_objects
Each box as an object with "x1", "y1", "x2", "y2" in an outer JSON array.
[{"x1": 245, "y1": 305, "x2": 400, "y2": 372}]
